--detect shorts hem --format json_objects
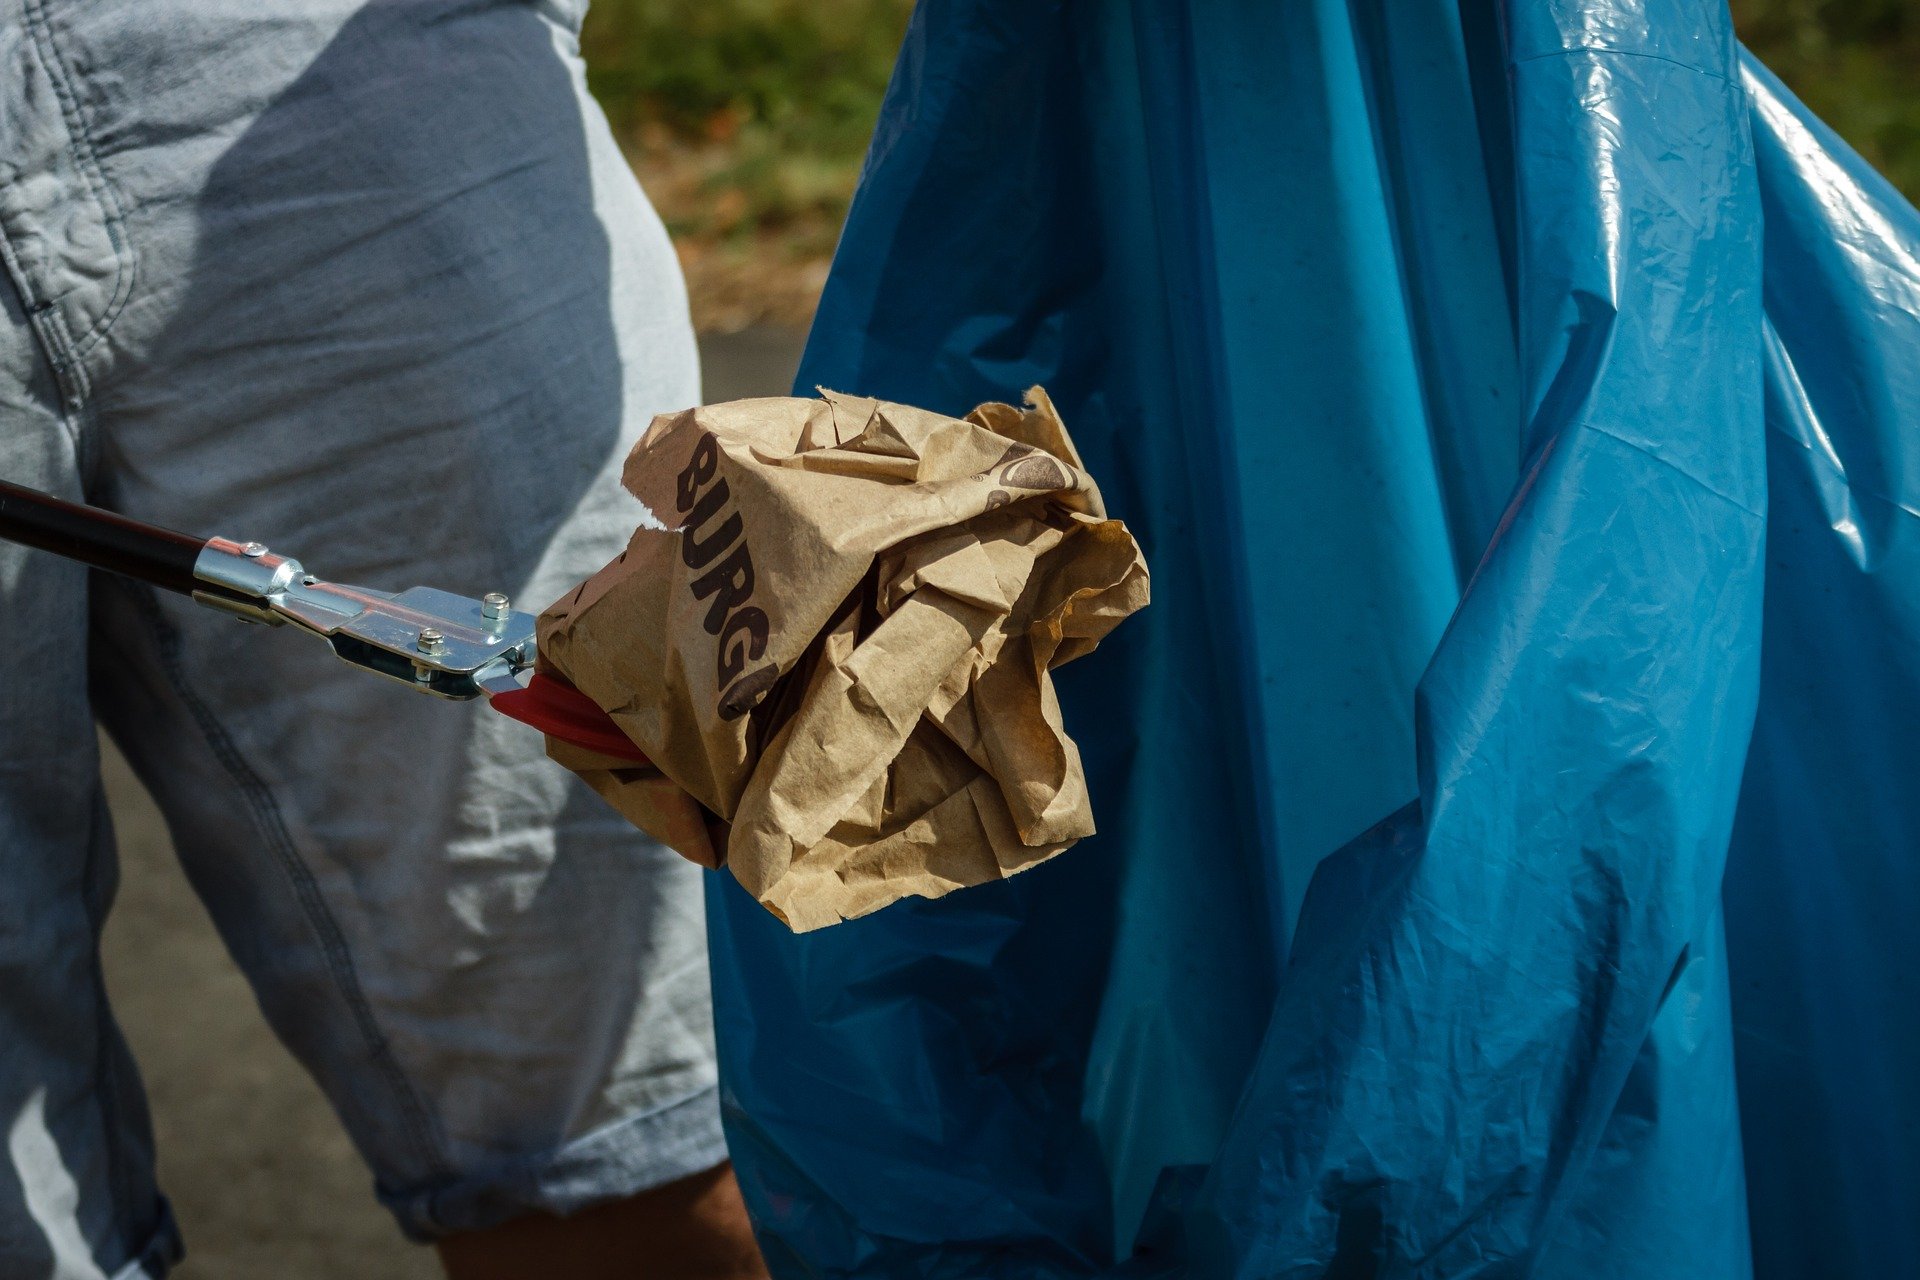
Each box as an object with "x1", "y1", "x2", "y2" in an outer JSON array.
[
  {"x1": 381, "y1": 1078, "x2": 728, "y2": 1242},
  {"x1": 110, "y1": 1196, "x2": 185, "y2": 1279}
]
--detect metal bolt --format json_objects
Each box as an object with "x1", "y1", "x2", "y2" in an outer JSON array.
[
  {"x1": 242, "y1": 542, "x2": 268, "y2": 558},
  {"x1": 417, "y1": 627, "x2": 447, "y2": 654},
  {"x1": 481, "y1": 592, "x2": 510, "y2": 621}
]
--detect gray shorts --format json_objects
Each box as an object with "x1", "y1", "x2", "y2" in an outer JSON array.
[{"x1": 0, "y1": 2, "x2": 718, "y2": 1274}]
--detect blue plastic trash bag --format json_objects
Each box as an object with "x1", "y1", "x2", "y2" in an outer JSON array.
[{"x1": 703, "y1": 1, "x2": 1920, "y2": 1275}]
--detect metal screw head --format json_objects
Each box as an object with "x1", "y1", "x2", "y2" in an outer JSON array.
[
  {"x1": 416, "y1": 627, "x2": 447, "y2": 654},
  {"x1": 242, "y1": 542, "x2": 268, "y2": 558},
  {"x1": 481, "y1": 592, "x2": 510, "y2": 620}
]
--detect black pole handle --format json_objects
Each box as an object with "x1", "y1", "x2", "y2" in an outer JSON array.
[{"x1": 0, "y1": 479, "x2": 209, "y2": 595}]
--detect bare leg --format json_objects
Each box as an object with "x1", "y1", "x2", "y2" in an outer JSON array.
[{"x1": 437, "y1": 1162, "x2": 769, "y2": 1280}]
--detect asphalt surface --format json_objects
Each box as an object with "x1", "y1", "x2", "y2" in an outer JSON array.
[{"x1": 97, "y1": 328, "x2": 805, "y2": 1279}]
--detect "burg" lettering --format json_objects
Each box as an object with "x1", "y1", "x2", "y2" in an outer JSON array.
[{"x1": 677, "y1": 432, "x2": 773, "y2": 720}]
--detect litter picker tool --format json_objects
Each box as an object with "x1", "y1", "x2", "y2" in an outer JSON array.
[{"x1": 0, "y1": 477, "x2": 648, "y2": 762}]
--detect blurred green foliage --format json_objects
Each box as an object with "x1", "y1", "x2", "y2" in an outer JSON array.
[
  {"x1": 1734, "y1": 0, "x2": 1920, "y2": 198},
  {"x1": 582, "y1": 0, "x2": 913, "y2": 238},
  {"x1": 580, "y1": 0, "x2": 1920, "y2": 250}
]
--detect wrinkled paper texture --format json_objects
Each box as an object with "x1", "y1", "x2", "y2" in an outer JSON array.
[{"x1": 538, "y1": 388, "x2": 1149, "y2": 930}]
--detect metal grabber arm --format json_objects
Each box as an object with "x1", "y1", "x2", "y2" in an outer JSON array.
[{"x1": 0, "y1": 478, "x2": 648, "y2": 761}]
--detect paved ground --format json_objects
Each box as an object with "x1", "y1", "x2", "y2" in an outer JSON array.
[{"x1": 97, "y1": 329, "x2": 804, "y2": 1279}]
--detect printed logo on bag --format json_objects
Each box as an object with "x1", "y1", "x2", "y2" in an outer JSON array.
[
  {"x1": 982, "y1": 443, "x2": 1071, "y2": 512},
  {"x1": 677, "y1": 431, "x2": 776, "y2": 721},
  {"x1": 989, "y1": 443, "x2": 1070, "y2": 492},
  {"x1": 1001, "y1": 454, "x2": 1068, "y2": 491}
]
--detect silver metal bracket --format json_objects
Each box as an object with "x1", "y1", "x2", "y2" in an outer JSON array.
[{"x1": 192, "y1": 537, "x2": 536, "y2": 700}]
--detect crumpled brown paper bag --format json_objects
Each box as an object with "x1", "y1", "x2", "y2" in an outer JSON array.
[{"x1": 537, "y1": 387, "x2": 1149, "y2": 931}]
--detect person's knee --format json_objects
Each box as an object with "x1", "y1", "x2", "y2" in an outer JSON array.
[{"x1": 435, "y1": 1160, "x2": 768, "y2": 1280}]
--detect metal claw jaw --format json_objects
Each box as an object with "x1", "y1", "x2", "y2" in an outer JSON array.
[{"x1": 191, "y1": 536, "x2": 537, "y2": 700}]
